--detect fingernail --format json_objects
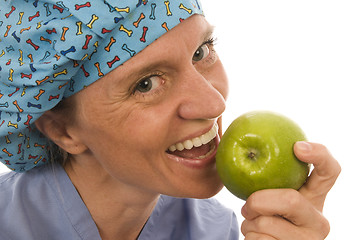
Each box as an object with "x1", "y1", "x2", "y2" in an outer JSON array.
[{"x1": 296, "y1": 141, "x2": 312, "y2": 152}]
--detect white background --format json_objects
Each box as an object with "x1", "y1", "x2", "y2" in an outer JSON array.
[
  {"x1": 1, "y1": 1, "x2": 360, "y2": 239},
  {"x1": 201, "y1": 1, "x2": 360, "y2": 239}
]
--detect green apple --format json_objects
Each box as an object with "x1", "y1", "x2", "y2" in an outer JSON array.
[{"x1": 216, "y1": 111, "x2": 310, "y2": 200}]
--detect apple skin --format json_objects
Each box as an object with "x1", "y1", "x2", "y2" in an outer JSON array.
[{"x1": 216, "y1": 111, "x2": 310, "y2": 200}]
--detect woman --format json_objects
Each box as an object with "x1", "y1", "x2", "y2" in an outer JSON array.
[{"x1": 0, "y1": 0, "x2": 340, "y2": 239}]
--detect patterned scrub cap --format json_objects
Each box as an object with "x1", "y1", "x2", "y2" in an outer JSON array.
[{"x1": 0, "y1": 0, "x2": 203, "y2": 172}]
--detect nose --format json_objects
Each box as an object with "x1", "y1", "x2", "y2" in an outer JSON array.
[{"x1": 176, "y1": 67, "x2": 226, "y2": 121}]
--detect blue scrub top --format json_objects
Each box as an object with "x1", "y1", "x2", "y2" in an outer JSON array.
[{"x1": 0, "y1": 163, "x2": 239, "y2": 239}]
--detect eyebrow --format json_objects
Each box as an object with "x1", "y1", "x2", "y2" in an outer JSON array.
[
  {"x1": 137, "y1": 25, "x2": 215, "y2": 67},
  {"x1": 202, "y1": 25, "x2": 215, "y2": 43},
  {"x1": 115, "y1": 25, "x2": 217, "y2": 87}
]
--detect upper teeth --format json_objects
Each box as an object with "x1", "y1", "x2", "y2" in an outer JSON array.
[{"x1": 168, "y1": 124, "x2": 218, "y2": 152}]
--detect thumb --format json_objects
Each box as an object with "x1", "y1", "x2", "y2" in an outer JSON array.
[{"x1": 294, "y1": 141, "x2": 341, "y2": 211}]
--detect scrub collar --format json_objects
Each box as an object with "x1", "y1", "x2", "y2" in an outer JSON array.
[{"x1": 0, "y1": 0, "x2": 203, "y2": 172}]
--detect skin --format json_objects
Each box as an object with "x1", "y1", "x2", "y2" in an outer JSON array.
[
  {"x1": 35, "y1": 15, "x2": 341, "y2": 240},
  {"x1": 241, "y1": 142, "x2": 341, "y2": 239}
]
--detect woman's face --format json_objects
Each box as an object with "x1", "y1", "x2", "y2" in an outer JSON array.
[{"x1": 66, "y1": 15, "x2": 228, "y2": 198}]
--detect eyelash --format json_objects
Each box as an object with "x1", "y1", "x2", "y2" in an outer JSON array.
[
  {"x1": 197, "y1": 37, "x2": 218, "y2": 64},
  {"x1": 204, "y1": 37, "x2": 217, "y2": 47},
  {"x1": 131, "y1": 36, "x2": 218, "y2": 98},
  {"x1": 131, "y1": 72, "x2": 165, "y2": 96}
]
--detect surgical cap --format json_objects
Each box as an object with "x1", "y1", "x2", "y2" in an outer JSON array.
[{"x1": 0, "y1": 0, "x2": 203, "y2": 172}]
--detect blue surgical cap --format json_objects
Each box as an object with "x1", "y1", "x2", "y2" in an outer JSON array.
[{"x1": 0, "y1": 0, "x2": 203, "y2": 172}]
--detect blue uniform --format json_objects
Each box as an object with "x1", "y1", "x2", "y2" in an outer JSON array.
[{"x1": 0, "y1": 163, "x2": 239, "y2": 239}]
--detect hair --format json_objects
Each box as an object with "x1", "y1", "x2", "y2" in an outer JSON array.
[{"x1": 48, "y1": 141, "x2": 69, "y2": 166}]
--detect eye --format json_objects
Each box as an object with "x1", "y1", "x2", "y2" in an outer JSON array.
[
  {"x1": 134, "y1": 75, "x2": 163, "y2": 93},
  {"x1": 193, "y1": 44, "x2": 210, "y2": 62}
]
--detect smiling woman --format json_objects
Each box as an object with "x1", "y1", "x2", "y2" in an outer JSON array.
[
  {"x1": 0, "y1": 0, "x2": 342, "y2": 239},
  {"x1": 0, "y1": 1, "x2": 238, "y2": 239},
  {"x1": 43, "y1": 15, "x2": 227, "y2": 201}
]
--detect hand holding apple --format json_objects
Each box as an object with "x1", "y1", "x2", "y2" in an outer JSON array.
[
  {"x1": 216, "y1": 111, "x2": 341, "y2": 239},
  {"x1": 240, "y1": 142, "x2": 341, "y2": 239},
  {"x1": 216, "y1": 111, "x2": 310, "y2": 200}
]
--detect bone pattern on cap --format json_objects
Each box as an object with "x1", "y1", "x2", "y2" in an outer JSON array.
[{"x1": 0, "y1": 0, "x2": 203, "y2": 172}]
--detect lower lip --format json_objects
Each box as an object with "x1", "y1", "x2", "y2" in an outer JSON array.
[{"x1": 166, "y1": 134, "x2": 220, "y2": 169}]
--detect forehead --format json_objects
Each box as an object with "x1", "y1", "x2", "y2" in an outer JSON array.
[{"x1": 103, "y1": 15, "x2": 213, "y2": 81}]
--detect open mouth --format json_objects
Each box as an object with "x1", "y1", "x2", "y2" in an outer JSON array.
[{"x1": 166, "y1": 124, "x2": 218, "y2": 160}]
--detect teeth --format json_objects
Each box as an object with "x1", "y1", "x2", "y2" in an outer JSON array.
[
  {"x1": 168, "y1": 145, "x2": 177, "y2": 152},
  {"x1": 192, "y1": 137, "x2": 202, "y2": 147},
  {"x1": 168, "y1": 124, "x2": 218, "y2": 152},
  {"x1": 183, "y1": 140, "x2": 193, "y2": 150},
  {"x1": 176, "y1": 143, "x2": 185, "y2": 151}
]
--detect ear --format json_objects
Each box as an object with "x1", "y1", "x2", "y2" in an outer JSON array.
[{"x1": 35, "y1": 111, "x2": 87, "y2": 155}]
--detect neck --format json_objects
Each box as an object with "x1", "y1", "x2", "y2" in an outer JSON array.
[{"x1": 64, "y1": 158, "x2": 159, "y2": 240}]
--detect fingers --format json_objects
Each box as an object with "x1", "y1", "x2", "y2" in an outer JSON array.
[
  {"x1": 240, "y1": 142, "x2": 337, "y2": 239},
  {"x1": 242, "y1": 189, "x2": 324, "y2": 227},
  {"x1": 242, "y1": 217, "x2": 323, "y2": 240},
  {"x1": 244, "y1": 232, "x2": 277, "y2": 240},
  {"x1": 241, "y1": 189, "x2": 330, "y2": 239},
  {"x1": 294, "y1": 142, "x2": 341, "y2": 210},
  {"x1": 294, "y1": 142, "x2": 341, "y2": 183},
  {"x1": 241, "y1": 215, "x2": 297, "y2": 239}
]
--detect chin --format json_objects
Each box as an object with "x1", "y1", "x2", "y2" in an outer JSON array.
[
  {"x1": 168, "y1": 176, "x2": 224, "y2": 199},
  {"x1": 191, "y1": 184, "x2": 224, "y2": 199}
]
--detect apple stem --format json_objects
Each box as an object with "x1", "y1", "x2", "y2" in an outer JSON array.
[{"x1": 248, "y1": 151, "x2": 256, "y2": 160}]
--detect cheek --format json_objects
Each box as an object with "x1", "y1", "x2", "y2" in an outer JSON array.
[
  {"x1": 85, "y1": 106, "x2": 174, "y2": 187},
  {"x1": 78, "y1": 102, "x2": 169, "y2": 162}
]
